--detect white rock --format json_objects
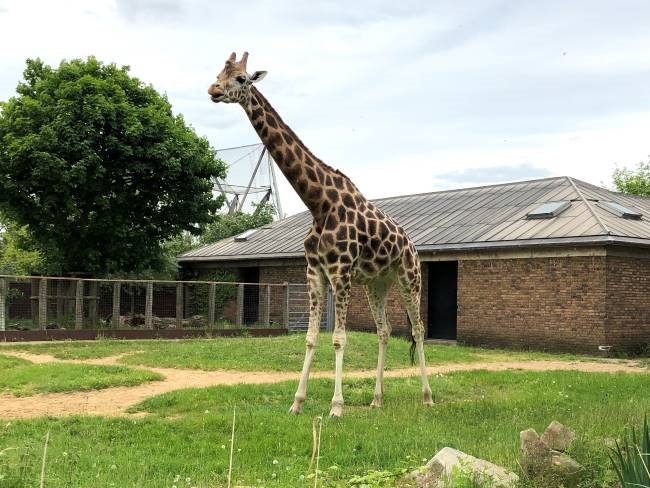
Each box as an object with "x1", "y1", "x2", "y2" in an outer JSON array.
[{"x1": 403, "y1": 447, "x2": 519, "y2": 487}]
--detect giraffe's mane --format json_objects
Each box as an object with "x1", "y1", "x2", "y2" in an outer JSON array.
[{"x1": 250, "y1": 86, "x2": 359, "y2": 192}]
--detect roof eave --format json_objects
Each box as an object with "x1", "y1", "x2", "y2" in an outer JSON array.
[
  {"x1": 177, "y1": 235, "x2": 650, "y2": 263},
  {"x1": 177, "y1": 252, "x2": 305, "y2": 263}
]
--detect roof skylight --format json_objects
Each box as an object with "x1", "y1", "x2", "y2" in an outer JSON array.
[
  {"x1": 596, "y1": 201, "x2": 643, "y2": 220},
  {"x1": 234, "y1": 229, "x2": 258, "y2": 242},
  {"x1": 526, "y1": 201, "x2": 571, "y2": 219}
]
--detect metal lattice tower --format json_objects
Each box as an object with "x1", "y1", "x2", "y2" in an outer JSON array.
[{"x1": 214, "y1": 143, "x2": 284, "y2": 219}]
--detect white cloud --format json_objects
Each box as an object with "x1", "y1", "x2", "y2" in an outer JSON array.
[{"x1": 1, "y1": 0, "x2": 649, "y2": 217}]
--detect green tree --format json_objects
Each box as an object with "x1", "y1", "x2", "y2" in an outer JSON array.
[
  {"x1": 0, "y1": 218, "x2": 45, "y2": 275},
  {"x1": 199, "y1": 203, "x2": 276, "y2": 245},
  {"x1": 0, "y1": 57, "x2": 226, "y2": 275},
  {"x1": 613, "y1": 160, "x2": 650, "y2": 197}
]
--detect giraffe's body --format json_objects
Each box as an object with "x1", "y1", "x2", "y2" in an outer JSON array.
[{"x1": 209, "y1": 53, "x2": 433, "y2": 416}]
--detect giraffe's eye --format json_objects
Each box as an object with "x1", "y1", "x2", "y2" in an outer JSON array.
[{"x1": 236, "y1": 75, "x2": 247, "y2": 84}]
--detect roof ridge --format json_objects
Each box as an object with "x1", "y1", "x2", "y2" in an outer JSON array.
[
  {"x1": 371, "y1": 176, "x2": 567, "y2": 202},
  {"x1": 566, "y1": 176, "x2": 611, "y2": 235},
  {"x1": 572, "y1": 177, "x2": 650, "y2": 203}
]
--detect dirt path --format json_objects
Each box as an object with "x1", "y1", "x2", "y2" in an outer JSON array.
[{"x1": 0, "y1": 351, "x2": 646, "y2": 420}]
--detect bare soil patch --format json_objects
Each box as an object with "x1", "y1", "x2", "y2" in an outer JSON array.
[{"x1": 0, "y1": 351, "x2": 645, "y2": 419}]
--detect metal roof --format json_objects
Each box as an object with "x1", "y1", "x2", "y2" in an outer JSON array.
[{"x1": 179, "y1": 176, "x2": 650, "y2": 262}]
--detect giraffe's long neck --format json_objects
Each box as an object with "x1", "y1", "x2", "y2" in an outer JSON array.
[{"x1": 241, "y1": 87, "x2": 357, "y2": 222}]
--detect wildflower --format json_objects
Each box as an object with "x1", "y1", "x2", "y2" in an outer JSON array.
[{"x1": 272, "y1": 459, "x2": 279, "y2": 465}]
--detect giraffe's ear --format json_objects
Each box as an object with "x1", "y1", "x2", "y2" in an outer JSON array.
[{"x1": 250, "y1": 71, "x2": 267, "y2": 83}]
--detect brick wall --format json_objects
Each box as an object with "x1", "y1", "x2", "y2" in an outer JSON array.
[
  {"x1": 605, "y1": 255, "x2": 650, "y2": 351},
  {"x1": 260, "y1": 264, "x2": 305, "y2": 324},
  {"x1": 259, "y1": 264, "x2": 307, "y2": 284},
  {"x1": 457, "y1": 256, "x2": 608, "y2": 352},
  {"x1": 182, "y1": 250, "x2": 650, "y2": 352}
]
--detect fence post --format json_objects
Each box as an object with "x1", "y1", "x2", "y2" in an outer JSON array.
[
  {"x1": 56, "y1": 280, "x2": 64, "y2": 323},
  {"x1": 144, "y1": 282, "x2": 153, "y2": 328},
  {"x1": 38, "y1": 278, "x2": 47, "y2": 329},
  {"x1": 112, "y1": 281, "x2": 121, "y2": 328},
  {"x1": 0, "y1": 278, "x2": 6, "y2": 331},
  {"x1": 208, "y1": 283, "x2": 216, "y2": 328},
  {"x1": 283, "y1": 282, "x2": 289, "y2": 328},
  {"x1": 176, "y1": 282, "x2": 183, "y2": 327},
  {"x1": 30, "y1": 278, "x2": 39, "y2": 324},
  {"x1": 75, "y1": 279, "x2": 84, "y2": 330},
  {"x1": 88, "y1": 281, "x2": 98, "y2": 326},
  {"x1": 236, "y1": 284, "x2": 244, "y2": 327}
]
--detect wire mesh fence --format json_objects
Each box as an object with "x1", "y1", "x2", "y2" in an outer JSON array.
[{"x1": 0, "y1": 275, "x2": 292, "y2": 331}]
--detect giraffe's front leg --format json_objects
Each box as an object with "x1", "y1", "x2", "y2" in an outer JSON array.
[
  {"x1": 371, "y1": 336, "x2": 388, "y2": 408},
  {"x1": 289, "y1": 344, "x2": 316, "y2": 415},
  {"x1": 290, "y1": 266, "x2": 326, "y2": 415},
  {"x1": 329, "y1": 274, "x2": 351, "y2": 418}
]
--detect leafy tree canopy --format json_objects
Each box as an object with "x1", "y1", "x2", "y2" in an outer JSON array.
[
  {"x1": 613, "y1": 159, "x2": 650, "y2": 197},
  {"x1": 0, "y1": 217, "x2": 45, "y2": 275},
  {"x1": 0, "y1": 57, "x2": 226, "y2": 275},
  {"x1": 199, "y1": 203, "x2": 276, "y2": 245}
]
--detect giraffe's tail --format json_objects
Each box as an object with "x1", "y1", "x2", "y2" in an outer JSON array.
[{"x1": 407, "y1": 314, "x2": 416, "y2": 365}]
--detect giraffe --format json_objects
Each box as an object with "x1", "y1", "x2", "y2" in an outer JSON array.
[{"x1": 208, "y1": 52, "x2": 433, "y2": 417}]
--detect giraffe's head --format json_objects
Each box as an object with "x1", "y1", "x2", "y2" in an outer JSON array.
[{"x1": 208, "y1": 52, "x2": 267, "y2": 104}]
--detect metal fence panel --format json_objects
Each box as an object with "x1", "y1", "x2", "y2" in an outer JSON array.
[{"x1": 287, "y1": 283, "x2": 331, "y2": 332}]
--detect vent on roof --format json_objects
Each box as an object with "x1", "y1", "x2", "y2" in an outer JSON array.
[
  {"x1": 526, "y1": 201, "x2": 571, "y2": 219},
  {"x1": 596, "y1": 201, "x2": 643, "y2": 220},
  {"x1": 234, "y1": 229, "x2": 257, "y2": 242}
]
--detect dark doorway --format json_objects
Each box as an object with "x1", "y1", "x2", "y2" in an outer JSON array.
[
  {"x1": 240, "y1": 267, "x2": 259, "y2": 325},
  {"x1": 427, "y1": 261, "x2": 458, "y2": 340}
]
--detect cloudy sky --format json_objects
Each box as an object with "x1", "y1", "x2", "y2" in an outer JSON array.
[{"x1": 1, "y1": 0, "x2": 649, "y2": 217}]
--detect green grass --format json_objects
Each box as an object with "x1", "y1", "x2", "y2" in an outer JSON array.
[
  {"x1": 1, "y1": 370, "x2": 648, "y2": 487},
  {"x1": 0, "y1": 354, "x2": 163, "y2": 397},
  {"x1": 1, "y1": 332, "x2": 580, "y2": 372}
]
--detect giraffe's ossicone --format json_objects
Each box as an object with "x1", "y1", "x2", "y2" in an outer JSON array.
[{"x1": 208, "y1": 52, "x2": 433, "y2": 417}]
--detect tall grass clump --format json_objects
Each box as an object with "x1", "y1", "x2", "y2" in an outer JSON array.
[{"x1": 609, "y1": 415, "x2": 650, "y2": 488}]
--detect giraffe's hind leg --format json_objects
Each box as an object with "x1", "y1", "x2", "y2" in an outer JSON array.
[
  {"x1": 365, "y1": 280, "x2": 392, "y2": 407},
  {"x1": 329, "y1": 273, "x2": 351, "y2": 418},
  {"x1": 289, "y1": 266, "x2": 327, "y2": 414},
  {"x1": 397, "y1": 254, "x2": 433, "y2": 406}
]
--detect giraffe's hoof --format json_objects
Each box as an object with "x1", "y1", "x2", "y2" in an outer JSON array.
[
  {"x1": 370, "y1": 395, "x2": 383, "y2": 408},
  {"x1": 289, "y1": 402, "x2": 303, "y2": 415},
  {"x1": 329, "y1": 403, "x2": 343, "y2": 418}
]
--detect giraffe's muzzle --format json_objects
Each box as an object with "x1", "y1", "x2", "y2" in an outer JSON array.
[{"x1": 208, "y1": 84, "x2": 225, "y2": 102}]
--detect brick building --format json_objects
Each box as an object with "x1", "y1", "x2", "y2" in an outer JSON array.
[{"x1": 179, "y1": 177, "x2": 650, "y2": 353}]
